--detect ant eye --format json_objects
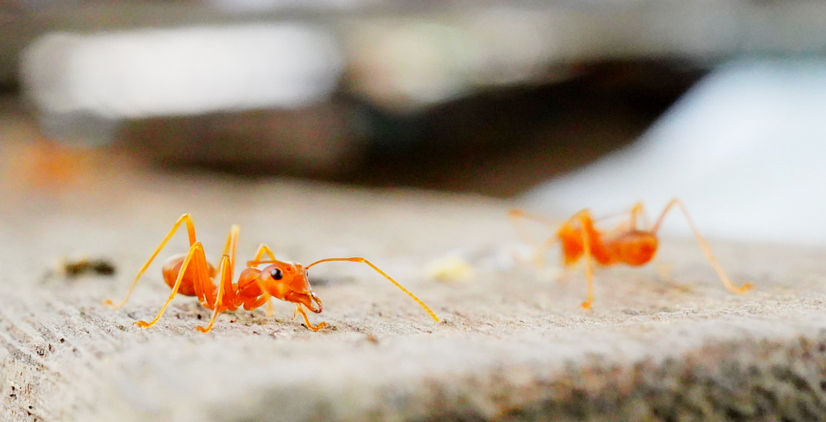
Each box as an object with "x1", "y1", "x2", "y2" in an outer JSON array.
[{"x1": 270, "y1": 268, "x2": 283, "y2": 280}]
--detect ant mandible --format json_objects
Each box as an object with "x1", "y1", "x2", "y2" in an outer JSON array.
[
  {"x1": 104, "y1": 214, "x2": 439, "y2": 332},
  {"x1": 509, "y1": 199, "x2": 753, "y2": 309}
]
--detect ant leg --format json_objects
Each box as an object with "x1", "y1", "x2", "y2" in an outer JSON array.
[
  {"x1": 241, "y1": 290, "x2": 275, "y2": 318},
  {"x1": 247, "y1": 243, "x2": 278, "y2": 316},
  {"x1": 188, "y1": 243, "x2": 216, "y2": 308},
  {"x1": 508, "y1": 208, "x2": 557, "y2": 240},
  {"x1": 249, "y1": 243, "x2": 277, "y2": 262},
  {"x1": 629, "y1": 202, "x2": 650, "y2": 230},
  {"x1": 294, "y1": 304, "x2": 327, "y2": 331},
  {"x1": 265, "y1": 298, "x2": 274, "y2": 317},
  {"x1": 218, "y1": 224, "x2": 240, "y2": 278},
  {"x1": 306, "y1": 257, "x2": 440, "y2": 322},
  {"x1": 210, "y1": 225, "x2": 240, "y2": 307},
  {"x1": 104, "y1": 214, "x2": 198, "y2": 309},
  {"x1": 136, "y1": 242, "x2": 206, "y2": 328},
  {"x1": 246, "y1": 243, "x2": 278, "y2": 267},
  {"x1": 523, "y1": 236, "x2": 559, "y2": 267},
  {"x1": 651, "y1": 199, "x2": 753, "y2": 294},
  {"x1": 197, "y1": 255, "x2": 232, "y2": 333},
  {"x1": 508, "y1": 209, "x2": 559, "y2": 267},
  {"x1": 189, "y1": 224, "x2": 240, "y2": 311},
  {"x1": 575, "y1": 212, "x2": 595, "y2": 309},
  {"x1": 603, "y1": 203, "x2": 648, "y2": 239}
]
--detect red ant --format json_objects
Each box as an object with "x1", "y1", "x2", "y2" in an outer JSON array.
[
  {"x1": 509, "y1": 199, "x2": 753, "y2": 309},
  {"x1": 104, "y1": 214, "x2": 439, "y2": 332}
]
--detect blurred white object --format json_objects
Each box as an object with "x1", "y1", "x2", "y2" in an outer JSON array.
[
  {"x1": 22, "y1": 24, "x2": 344, "y2": 119},
  {"x1": 345, "y1": 9, "x2": 560, "y2": 111},
  {"x1": 206, "y1": 0, "x2": 373, "y2": 12},
  {"x1": 524, "y1": 59, "x2": 826, "y2": 245}
]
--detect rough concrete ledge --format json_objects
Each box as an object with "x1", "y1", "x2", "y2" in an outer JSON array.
[
  {"x1": 223, "y1": 333, "x2": 826, "y2": 422},
  {"x1": 489, "y1": 335, "x2": 826, "y2": 422},
  {"x1": 2, "y1": 168, "x2": 826, "y2": 421}
]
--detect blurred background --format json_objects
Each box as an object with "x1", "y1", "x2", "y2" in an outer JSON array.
[{"x1": 2, "y1": 0, "x2": 826, "y2": 245}]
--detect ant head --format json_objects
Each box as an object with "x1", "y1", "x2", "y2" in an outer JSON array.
[
  {"x1": 615, "y1": 230, "x2": 659, "y2": 266},
  {"x1": 260, "y1": 262, "x2": 323, "y2": 313}
]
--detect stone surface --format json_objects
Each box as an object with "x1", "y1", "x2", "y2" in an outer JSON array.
[{"x1": 2, "y1": 157, "x2": 826, "y2": 421}]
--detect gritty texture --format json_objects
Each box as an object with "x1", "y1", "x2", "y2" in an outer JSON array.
[
  {"x1": 4, "y1": 102, "x2": 826, "y2": 421},
  {"x1": 1, "y1": 165, "x2": 826, "y2": 422}
]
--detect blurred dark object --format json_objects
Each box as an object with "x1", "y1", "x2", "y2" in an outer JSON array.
[
  {"x1": 48, "y1": 256, "x2": 117, "y2": 279},
  {"x1": 8, "y1": 1, "x2": 826, "y2": 196},
  {"x1": 121, "y1": 100, "x2": 363, "y2": 177},
  {"x1": 63, "y1": 258, "x2": 116, "y2": 277},
  {"x1": 342, "y1": 61, "x2": 705, "y2": 197},
  {"x1": 117, "y1": 61, "x2": 703, "y2": 197}
]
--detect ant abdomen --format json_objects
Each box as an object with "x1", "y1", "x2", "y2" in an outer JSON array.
[{"x1": 611, "y1": 230, "x2": 658, "y2": 266}]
